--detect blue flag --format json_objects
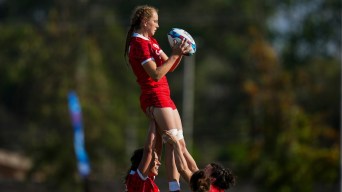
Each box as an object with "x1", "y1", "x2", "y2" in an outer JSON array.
[{"x1": 68, "y1": 91, "x2": 91, "y2": 177}]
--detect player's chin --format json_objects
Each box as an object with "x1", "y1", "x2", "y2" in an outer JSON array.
[
  {"x1": 152, "y1": 167, "x2": 159, "y2": 176},
  {"x1": 148, "y1": 32, "x2": 155, "y2": 37}
]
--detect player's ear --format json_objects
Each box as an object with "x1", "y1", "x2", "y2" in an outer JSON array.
[
  {"x1": 142, "y1": 17, "x2": 148, "y2": 27},
  {"x1": 210, "y1": 177, "x2": 216, "y2": 183}
]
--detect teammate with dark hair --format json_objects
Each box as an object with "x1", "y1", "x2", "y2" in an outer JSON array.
[
  {"x1": 124, "y1": 122, "x2": 162, "y2": 192},
  {"x1": 163, "y1": 131, "x2": 236, "y2": 192},
  {"x1": 190, "y1": 170, "x2": 211, "y2": 192},
  {"x1": 125, "y1": 147, "x2": 161, "y2": 192},
  {"x1": 204, "y1": 163, "x2": 236, "y2": 192}
]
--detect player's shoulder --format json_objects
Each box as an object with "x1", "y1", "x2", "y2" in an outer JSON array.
[
  {"x1": 130, "y1": 36, "x2": 151, "y2": 51},
  {"x1": 132, "y1": 33, "x2": 150, "y2": 42},
  {"x1": 126, "y1": 170, "x2": 139, "y2": 181},
  {"x1": 131, "y1": 37, "x2": 146, "y2": 46},
  {"x1": 125, "y1": 171, "x2": 143, "y2": 191},
  {"x1": 209, "y1": 185, "x2": 224, "y2": 192}
]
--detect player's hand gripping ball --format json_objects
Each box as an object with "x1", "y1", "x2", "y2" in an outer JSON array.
[{"x1": 167, "y1": 28, "x2": 196, "y2": 56}]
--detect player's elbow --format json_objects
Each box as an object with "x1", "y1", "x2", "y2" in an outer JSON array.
[
  {"x1": 150, "y1": 74, "x2": 162, "y2": 82},
  {"x1": 152, "y1": 77, "x2": 160, "y2": 82}
]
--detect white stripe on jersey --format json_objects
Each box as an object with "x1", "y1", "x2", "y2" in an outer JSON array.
[{"x1": 141, "y1": 58, "x2": 155, "y2": 65}]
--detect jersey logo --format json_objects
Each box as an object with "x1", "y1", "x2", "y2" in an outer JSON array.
[
  {"x1": 152, "y1": 43, "x2": 160, "y2": 49},
  {"x1": 152, "y1": 43, "x2": 162, "y2": 56},
  {"x1": 155, "y1": 49, "x2": 162, "y2": 56}
]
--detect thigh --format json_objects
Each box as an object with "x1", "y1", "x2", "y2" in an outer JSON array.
[
  {"x1": 153, "y1": 107, "x2": 180, "y2": 131},
  {"x1": 171, "y1": 109, "x2": 183, "y2": 130}
]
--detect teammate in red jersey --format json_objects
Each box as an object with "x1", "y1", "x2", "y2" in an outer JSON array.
[
  {"x1": 124, "y1": 5, "x2": 198, "y2": 192},
  {"x1": 125, "y1": 129, "x2": 161, "y2": 192},
  {"x1": 204, "y1": 163, "x2": 235, "y2": 192},
  {"x1": 163, "y1": 131, "x2": 236, "y2": 192},
  {"x1": 125, "y1": 148, "x2": 161, "y2": 192}
]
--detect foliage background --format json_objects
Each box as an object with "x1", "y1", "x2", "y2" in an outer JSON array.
[{"x1": 0, "y1": 0, "x2": 340, "y2": 191}]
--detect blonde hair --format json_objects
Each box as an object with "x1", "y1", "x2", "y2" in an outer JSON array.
[{"x1": 124, "y1": 5, "x2": 158, "y2": 59}]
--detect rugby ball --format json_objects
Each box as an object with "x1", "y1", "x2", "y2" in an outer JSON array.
[{"x1": 167, "y1": 28, "x2": 196, "y2": 56}]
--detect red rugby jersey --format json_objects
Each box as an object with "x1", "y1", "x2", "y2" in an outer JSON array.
[
  {"x1": 128, "y1": 33, "x2": 177, "y2": 112},
  {"x1": 209, "y1": 185, "x2": 224, "y2": 192},
  {"x1": 125, "y1": 170, "x2": 159, "y2": 192},
  {"x1": 128, "y1": 33, "x2": 170, "y2": 94}
]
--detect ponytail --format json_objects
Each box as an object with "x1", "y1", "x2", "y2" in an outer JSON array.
[{"x1": 124, "y1": 26, "x2": 134, "y2": 61}]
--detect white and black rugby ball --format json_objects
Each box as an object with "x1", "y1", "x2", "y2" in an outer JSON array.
[{"x1": 167, "y1": 28, "x2": 196, "y2": 56}]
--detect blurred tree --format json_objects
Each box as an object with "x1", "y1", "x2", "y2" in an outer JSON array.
[
  {"x1": 242, "y1": 28, "x2": 339, "y2": 191},
  {"x1": 0, "y1": 0, "x2": 145, "y2": 190},
  {"x1": 0, "y1": 0, "x2": 339, "y2": 191}
]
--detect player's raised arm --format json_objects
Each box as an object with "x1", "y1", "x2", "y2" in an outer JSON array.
[{"x1": 143, "y1": 39, "x2": 189, "y2": 81}]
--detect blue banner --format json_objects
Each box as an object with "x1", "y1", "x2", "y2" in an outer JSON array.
[{"x1": 68, "y1": 91, "x2": 91, "y2": 177}]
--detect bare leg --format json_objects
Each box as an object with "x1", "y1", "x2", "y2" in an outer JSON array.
[
  {"x1": 165, "y1": 143, "x2": 180, "y2": 182},
  {"x1": 152, "y1": 108, "x2": 180, "y2": 189},
  {"x1": 154, "y1": 122, "x2": 163, "y2": 162},
  {"x1": 172, "y1": 109, "x2": 198, "y2": 172}
]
